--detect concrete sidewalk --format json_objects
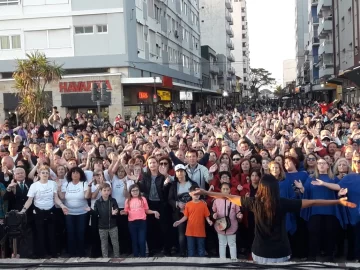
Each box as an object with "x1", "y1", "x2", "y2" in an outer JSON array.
[{"x1": 0, "y1": 257, "x2": 358, "y2": 270}]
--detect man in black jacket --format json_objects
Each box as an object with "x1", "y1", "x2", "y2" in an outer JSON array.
[{"x1": 94, "y1": 184, "x2": 120, "y2": 258}]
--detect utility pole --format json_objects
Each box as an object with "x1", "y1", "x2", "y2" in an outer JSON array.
[{"x1": 91, "y1": 82, "x2": 108, "y2": 117}]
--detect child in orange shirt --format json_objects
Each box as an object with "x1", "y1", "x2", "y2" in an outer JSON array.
[{"x1": 173, "y1": 185, "x2": 213, "y2": 257}]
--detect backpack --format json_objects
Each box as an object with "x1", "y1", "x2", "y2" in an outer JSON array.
[{"x1": 214, "y1": 201, "x2": 232, "y2": 232}]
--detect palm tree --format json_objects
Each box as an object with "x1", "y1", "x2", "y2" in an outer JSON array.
[
  {"x1": 13, "y1": 51, "x2": 64, "y2": 124},
  {"x1": 273, "y1": 85, "x2": 285, "y2": 97}
]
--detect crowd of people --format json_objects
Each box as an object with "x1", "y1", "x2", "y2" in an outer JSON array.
[{"x1": 0, "y1": 100, "x2": 359, "y2": 263}]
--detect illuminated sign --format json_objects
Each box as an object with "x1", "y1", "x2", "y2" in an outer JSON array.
[
  {"x1": 59, "y1": 80, "x2": 112, "y2": 93},
  {"x1": 157, "y1": 90, "x2": 171, "y2": 101},
  {"x1": 138, "y1": 92, "x2": 149, "y2": 99}
]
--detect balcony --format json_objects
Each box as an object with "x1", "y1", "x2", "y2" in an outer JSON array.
[
  {"x1": 226, "y1": 10, "x2": 233, "y2": 22},
  {"x1": 225, "y1": 0, "x2": 233, "y2": 12},
  {"x1": 311, "y1": 0, "x2": 319, "y2": 6},
  {"x1": 226, "y1": 39, "x2": 233, "y2": 48},
  {"x1": 228, "y1": 66, "x2": 235, "y2": 75},
  {"x1": 210, "y1": 63, "x2": 219, "y2": 75},
  {"x1": 318, "y1": 18, "x2": 332, "y2": 38},
  {"x1": 227, "y1": 53, "x2": 235, "y2": 62},
  {"x1": 226, "y1": 27, "x2": 234, "y2": 37},
  {"x1": 318, "y1": 40, "x2": 333, "y2": 55},
  {"x1": 319, "y1": 66, "x2": 333, "y2": 79},
  {"x1": 312, "y1": 37, "x2": 320, "y2": 45},
  {"x1": 317, "y1": 0, "x2": 332, "y2": 17}
]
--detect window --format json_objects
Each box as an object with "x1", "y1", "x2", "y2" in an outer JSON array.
[
  {"x1": 0, "y1": 0, "x2": 19, "y2": 5},
  {"x1": 137, "y1": 23, "x2": 144, "y2": 50},
  {"x1": 154, "y1": 4, "x2": 160, "y2": 22},
  {"x1": 184, "y1": 2, "x2": 187, "y2": 15},
  {"x1": 0, "y1": 36, "x2": 10, "y2": 49},
  {"x1": 11, "y1": 35, "x2": 21, "y2": 49},
  {"x1": 97, "y1": 25, "x2": 108, "y2": 33},
  {"x1": 48, "y1": 29, "x2": 71, "y2": 48},
  {"x1": 149, "y1": 30, "x2": 156, "y2": 55},
  {"x1": 75, "y1": 26, "x2": 94, "y2": 34},
  {"x1": 348, "y1": 8, "x2": 352, "y2": 24}
]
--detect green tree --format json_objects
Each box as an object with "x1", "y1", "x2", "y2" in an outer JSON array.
[
  {"x1": 273, "y1": 85, "x2": 285, "y2": 97},
  {"x1": 249, "y1": 68, "x2": 276, "y2": 100},
  {"x1": 13, "y1": 52, "x2": 64, "y2": 124}
]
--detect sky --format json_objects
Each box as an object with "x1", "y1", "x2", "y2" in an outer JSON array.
[{"x1": 247, "y1": 0, "x2": 296, "y2": 88}]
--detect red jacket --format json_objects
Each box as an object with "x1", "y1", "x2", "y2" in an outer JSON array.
[{"x1": 319, "y1": 102, "x2": 333, "y2": 115}]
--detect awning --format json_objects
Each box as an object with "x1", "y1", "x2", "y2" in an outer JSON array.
[
  {"x1": 338, "y1": 66, "x2": 360, "y2": 87},
  {"x1": 121, "y1": 77, "x2": 220, "y2": 94}
]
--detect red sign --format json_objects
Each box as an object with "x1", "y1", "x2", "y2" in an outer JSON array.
[
  {"x1": 59, "y1": 80, "x2": 112, "y2": 93},
  {"x1": 138, "y1": 92, "x2": 149, "y2": 99},
  {"x1": 162, "y1": 76, "x2": 173, "y2": 88}
]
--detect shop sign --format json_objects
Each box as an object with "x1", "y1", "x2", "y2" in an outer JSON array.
[
  {"x1": 138, "y1": 92, "x2": 149, "y2": 99},
  {"x1": 157, "y1": 90, "x2": 171, "y2": 101},
  {"x1": 59, "y1": 80, "x2": 112, "y2": 93}
]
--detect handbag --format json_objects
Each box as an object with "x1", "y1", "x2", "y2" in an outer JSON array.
[{"x1": 214, "y1": 201, "x2": 232, "y2": 232}]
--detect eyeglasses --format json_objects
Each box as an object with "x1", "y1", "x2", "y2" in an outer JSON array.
[
  {"x1": 307, "y1": 158, "x2": 316, "y2": 161},
  {"x1": 40, "y1": 171, "x2": 49, "y2": 174},
  {"x1": 353, "y1": 160, "x2": 360, "y2": 164},
  {"x1": 131, "y1": 189, "x2": 139, "y2": 192},
  {"x1": 160, "y1": 162, "x2": 168, "y2": 166},
  {"x1": 317, "y1": 162, "x2": 328, "y2": 165},
  {"x1": 250, "y1": 160, "x2": 257, "y2": 163},
  {"x1": 233, "y1": 158, "x2": 241, "y2": 161}
]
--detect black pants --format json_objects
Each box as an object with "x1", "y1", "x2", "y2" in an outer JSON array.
[
  {"x1": 54, "y1": 208, "x2": 65, "y2": 255},
  {"x1": 34, "y1": 206, "x2": 56, "y2": 257},
  {"x1": 90, "y1": 212, "x2": 102, "y2": 258},
  {"x1": 289, "y1": 215, "x2": 308, "y2": 258},
  {"x1": 117, "y1": 209, "x2": 132, "y2": 254},
  {"x1": 308, "y1": 215, "x2": 339, "y2": 259},
  {"x1": 147, "y1": 201, "x2": 171, "y2": 253},
  {"x1": 346, "y1": 222, "x2": 360, "y2": 260}
]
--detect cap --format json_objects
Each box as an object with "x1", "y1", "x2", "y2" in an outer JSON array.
[
  {"x1": 216, "y1": 134, "x2": 224, "y2": 139},
  {"x1": 162, "y1": 124, "x2": 168, "y2": 127},
  {"x1": 321, "y1": 136, "x2": 331, "y2": 141},
  {"x1": 174, "y1": 164, "x2": 186, "y2": 171}
]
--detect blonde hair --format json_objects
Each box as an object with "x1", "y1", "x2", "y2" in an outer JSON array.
[
  {"x1": 268, "y1": 161, "x2": 286, "y2": 180},
  {"x1": 352, "y1": 152, "x2": 360, "y2": 172},
  {"x1": 314, "y1": 158, "x2": 334, "y2": 179},
  {"x1": 333, "y1": 158, "x2": 350, "y2": 176}
]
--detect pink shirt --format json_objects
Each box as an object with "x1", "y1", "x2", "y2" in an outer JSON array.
[
  {"x1": 212, "y1": 199, "x2": 241, "y2": 235},
  {"x1": 124, "y1": 197, "x2": 149, "y2": 221}
]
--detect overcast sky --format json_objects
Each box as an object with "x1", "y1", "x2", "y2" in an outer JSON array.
[{"x1": 247, "y1": 0, "x2": 296, "y2": 88}]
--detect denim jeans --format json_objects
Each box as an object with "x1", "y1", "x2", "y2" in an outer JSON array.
[
  {"x1": 128, "y1": 220, "x2": 147, "y2": 257},
  {"x1": 65, "y1": 213, "x2": 87, "y2": 257},
  {"x1": 186, "y1": 236, "x2": 205, "y2": 257}
]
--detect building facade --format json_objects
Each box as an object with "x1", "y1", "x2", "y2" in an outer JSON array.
[
  {"x1": 199, "y1": 0, "x2": 236, "y2": 95},
  {"x1": 232, "y1": 0, "x2": 250, "y2": 97},
  {"x1": 295, "y1": 0, "x2": 309, "y2": 85},
  {"x1": 0, "y1": 0, "x2": 217, "y2": 121}
]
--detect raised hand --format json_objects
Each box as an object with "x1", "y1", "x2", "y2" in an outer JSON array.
[
  {"x1": 209, "y1": 164, "x2": 218, "y2": 173},
  {"x1": 237, "y1": 184, "x2": 243, "y2": 191}
]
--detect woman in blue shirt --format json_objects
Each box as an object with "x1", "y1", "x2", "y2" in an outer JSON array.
[
  {"x1": 301, "y1": 158, "x2": 344, "y2": 262},
  {"x1": 312, "y1": 153, "x2": 360, "y2": 261}
]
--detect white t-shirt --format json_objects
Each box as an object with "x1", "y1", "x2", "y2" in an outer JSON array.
[
  {"x1": 27, "y1": 180, "x2": 57, "y2": 210},
  {"x1": 111, "y1": 177, "x2": 134, "y2": 209},
  {"x1": 61, "y1": 181, "x2": 88, "y2": 215},
  {"x1": 90, "y1": 181, "x2": 111, "y2": 209}
]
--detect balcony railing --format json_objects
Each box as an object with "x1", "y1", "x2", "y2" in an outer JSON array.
[
  {"x1": 210, "y1": 64, "x2": 219, "y2": 75},
  {"x1": 318, "y1": 40, "x2": 333, "y2": 55},
  {"x1": 317, "y1": 0, "x2": 332, "y2": 17},
  {"x1": 225, "y1": 0, "x2": 233, "y2": 12},
  {"x1": 227, "y1": 53, "x2": 235, "y2": 62},
  {"x1": 318, "y1": 18, "x2": 332, "y2": 38},
  {"x1": 226, "y1": 26, "x2": 234, "y2": 37}
]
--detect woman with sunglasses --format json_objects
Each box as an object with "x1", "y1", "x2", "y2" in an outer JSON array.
[
  {"x1": 304, "y1": 154, "x2": 317, "y2": 178},
  {"x1": 301, "y1": 158, "x2": 344, "y2": 261},
  {"x1": 21, "y1": 165, "x2": 67, "y2": 258},
  {"x1": 312, "y1": 153, "x2": 360, "y2": 261},
  {"x1": 230, "y1": 153, "x2": 242, "y2": 177}
]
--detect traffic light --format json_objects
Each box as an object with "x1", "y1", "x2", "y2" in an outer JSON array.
[
  {"x1": 101, "y1": 81, "x2": 107, "y2": 100},
  {"x1": 91, "y1": 82, "x2": 98, "y2": 101}
]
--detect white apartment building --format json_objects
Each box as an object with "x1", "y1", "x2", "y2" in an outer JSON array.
[
  {"x1": 295, "y1": 0, "x2": 309, "y2": 85},
  {"x1": 232, "y1": 0, "x2": 250, "y2": 97},
  {"x1": 199, "y1": 0, "x2": 236, "y2": 94},
  {"x1": 0, "y1": 0, "x2": 214, "y2": 121},
  {"x1": 283, "y1": 59, "x2": 297, "y2": 87}
]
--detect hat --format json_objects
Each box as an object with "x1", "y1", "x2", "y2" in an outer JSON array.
[
  {"x1": 321, "y1": 136, "x2": 331, "y2": 141},
  {"x1": 162, "y1": 124, "x2": 168, "y2": 127},
  {"x1": 174, "y1": 164, "x2": 186, "y2": 171},
  {"x1": 216, "y1": 134, "x2": 224, "y2": 139}
]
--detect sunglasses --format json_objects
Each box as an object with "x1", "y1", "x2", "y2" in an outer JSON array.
[
  {"x1": 160, "y1": 162, "x2": 168, "y2": 166},
  {"x1": 353, "y1": 160, "x2": 360, "y2": 164},
  {"x1": 233, "y1": 158, "x2": 241, "y2": 161}
]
